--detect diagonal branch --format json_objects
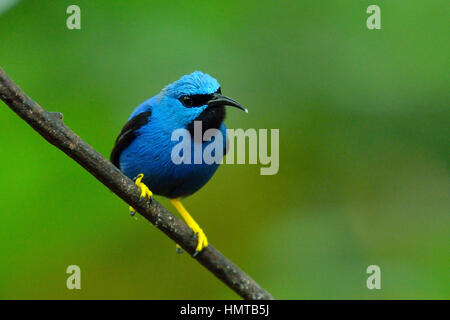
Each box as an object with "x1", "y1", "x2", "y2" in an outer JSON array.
[{"x1": 0, "y1": 67, "x2": 274, "y2": 300}]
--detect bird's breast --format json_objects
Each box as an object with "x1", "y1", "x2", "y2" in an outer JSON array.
[{"x1": 119, "y1": 118, "x2": 227, "y2": 198}]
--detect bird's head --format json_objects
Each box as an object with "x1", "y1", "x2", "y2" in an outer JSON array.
[{"x1": 154, "y1": 71, "x2": 247, "y2": 131}]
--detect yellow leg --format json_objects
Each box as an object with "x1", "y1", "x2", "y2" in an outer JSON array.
[
  {"x1": 171, "y1": 198, "x2": 208, "y2": 254},
  {"x1": 129, "y1": 174, "x2": 153, "y2": 216}
]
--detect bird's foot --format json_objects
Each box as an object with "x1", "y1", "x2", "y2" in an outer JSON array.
[
  {"x1": 170, "y1": 199, "x2": 208, "y2": 256},
  {"x1": 129, "y1": 173, "x2": 153, "y2": 216},
  {"x1": 175, "y1": 244, "x2": 184, "y2": 254},
  {"x1": 175, "y1": 227, "x2": 207, "y2": 255},
  {"x1": 135, "y1": 173, "x2": 153, "y2": 198},
  {"x1": 191, "y1": 225, "x2": 208, "y2": 256}
]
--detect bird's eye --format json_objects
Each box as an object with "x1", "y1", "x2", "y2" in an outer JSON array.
[{"x1": 180, "y1": 95, "x2": 193, "y2": 107}]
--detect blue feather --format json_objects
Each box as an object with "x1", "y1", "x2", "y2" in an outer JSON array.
[{"x1": 115, "y1": 71, "x2": 229, "y2": 198}]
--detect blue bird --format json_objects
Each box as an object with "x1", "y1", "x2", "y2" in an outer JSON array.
[{"x1": 111, "y1": 71, "x2": 247, "y2": 254}]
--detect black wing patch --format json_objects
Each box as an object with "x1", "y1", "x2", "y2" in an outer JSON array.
[{"x1": 110, "y1": 110, "x2": 152, "y2": 168}]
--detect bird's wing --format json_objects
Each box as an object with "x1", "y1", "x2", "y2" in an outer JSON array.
[{"x1": 110, "y1": 110, "x2": 152, "y2": 168}]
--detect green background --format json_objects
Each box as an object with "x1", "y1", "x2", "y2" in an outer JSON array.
[{"x1": 0, "y1": 0, "x2": 448, "y2": 299}]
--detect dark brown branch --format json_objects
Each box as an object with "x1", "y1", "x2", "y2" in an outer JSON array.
[{"x1": 0, "y1": 67, "x2": 274, "y2": 300}]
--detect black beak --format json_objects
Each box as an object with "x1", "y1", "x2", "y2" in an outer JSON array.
[{"x1": 208, "y1": 93, "x2": 248, "y2": 113}]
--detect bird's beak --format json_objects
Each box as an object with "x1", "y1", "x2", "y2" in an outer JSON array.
[{"x1": 208, "y1": 93, "x2": 248, "y2": 113}]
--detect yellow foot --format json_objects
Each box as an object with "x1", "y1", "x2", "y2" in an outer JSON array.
[
  {"x1": 175, "y1": 244, "x2": 184, "y2": 254},
  {"x1": 171, "y1": 199, "x2": 208, "y2": 256},
  {"x1": 129, "y1": 173, "x2": 153, "y2": 216},
  {"x1": 192, "y1": 227, "x2": 208, "y2": 256}
]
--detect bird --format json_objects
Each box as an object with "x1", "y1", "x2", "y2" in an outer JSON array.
[{"x1": 110, "y1": 71, "x2": 247, "y2": 255}]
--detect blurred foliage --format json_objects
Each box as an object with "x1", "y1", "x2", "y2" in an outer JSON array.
[{"x1": 0, "y1": 0, "x2": 448, "y2": 299}]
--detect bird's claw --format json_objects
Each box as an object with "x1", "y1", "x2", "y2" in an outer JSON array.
[
  {"x1": 176, "y1": 244, "x2": 184, "y2": 254},
  {"x1": 129, "y1": 173, "x2": 153, "y2": 216},
  {"x1": 135, "y1": 173, "x2": 153, "y2": 200},
  {"x1": 170, "y1": 198, "x2": 208, "y2": 256},
  {"x1": 192, "y1": 227, "x2": 208, "y2": 256},
  {"x1": 174, "y1": 230, "x2": 207, "y2": 256}
]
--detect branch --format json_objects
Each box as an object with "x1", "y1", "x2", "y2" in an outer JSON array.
[{"x1": 0, "y1": 67, "x2": 274, "y2": 300}]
